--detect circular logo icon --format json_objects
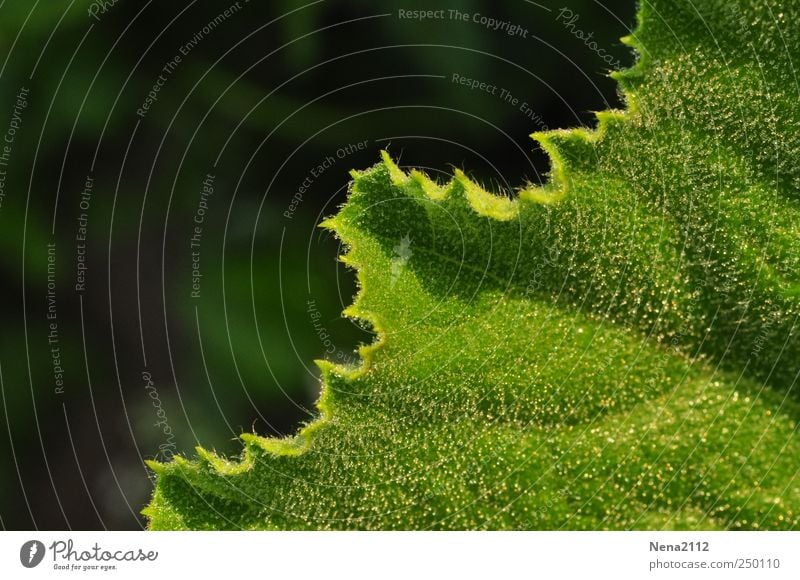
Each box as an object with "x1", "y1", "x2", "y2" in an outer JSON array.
[{"x1": 20, "y1": 540, "x2": 45, "y2": 568}]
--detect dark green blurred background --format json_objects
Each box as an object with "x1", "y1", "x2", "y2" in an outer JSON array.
[{"x1": 0, "y1": 0, "x2": 634, "y2": 529}]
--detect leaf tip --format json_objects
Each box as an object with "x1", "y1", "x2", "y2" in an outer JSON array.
[
  {"x1": 145, "y1": 459, "x2": 166, "y2": 474},
  {"x1": 410, "y1": 169, "x2": 446, "y2": 200},
  {"x1": 380, "y1": 150, "x2": 408, "y2": 186},
  {"x1": 454, "y1": 169, "x2": 518, "y2": 221}
]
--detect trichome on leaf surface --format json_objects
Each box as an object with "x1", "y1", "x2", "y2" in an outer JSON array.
[{"x1": 145, "y1": 0, "x2": 800, "y2": 530}]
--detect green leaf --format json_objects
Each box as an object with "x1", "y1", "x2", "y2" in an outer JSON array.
[{"x1": 145, "y1": 0, "x2": 800, "y2": 530}]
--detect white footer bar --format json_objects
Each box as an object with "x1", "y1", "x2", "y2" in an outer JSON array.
[{"x1": 1, "y1": 531, "x2": 797, "y2": 579}]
